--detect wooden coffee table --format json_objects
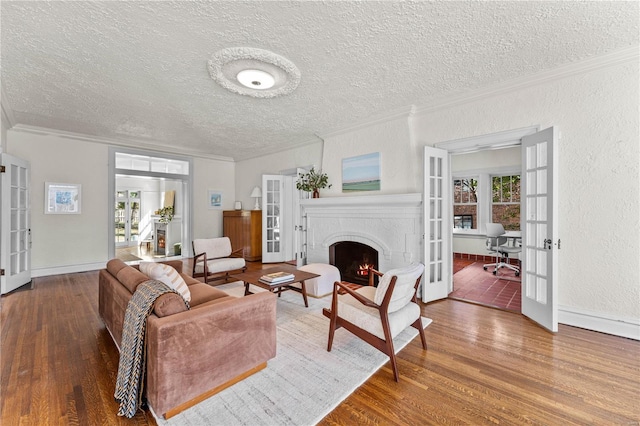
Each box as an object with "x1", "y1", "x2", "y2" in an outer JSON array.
[{"x1": 231, "y1": 264, "x2": 319, "y2": 308}]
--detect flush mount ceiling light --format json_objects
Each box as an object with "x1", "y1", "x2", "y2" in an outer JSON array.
[
  {"x1": 236, "y1": 69, "x2": 275, "y2": 90},
  {"x1": 208, "y1": 47, "x2": 301, "y2": 98}
]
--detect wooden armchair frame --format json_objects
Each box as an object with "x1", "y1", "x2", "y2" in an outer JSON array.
[
  {"x1": 191, "y1": 241, "x2": 246, "y2": 285},
  {"x1": 322, "y1": 267, "x2": 427, "y2": 381}
]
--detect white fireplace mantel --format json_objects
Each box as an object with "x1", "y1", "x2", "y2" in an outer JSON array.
[
  {"x1": 300, "y1": 193, "x2": 421, "y2": 209},
  {"x1": 300, "y1": 193, "x2": 424, "y2": 272}
]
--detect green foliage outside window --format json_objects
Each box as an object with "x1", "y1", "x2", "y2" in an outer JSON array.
[{"x1": 492, "y1": 175, "x2": 521, "y2": 231}]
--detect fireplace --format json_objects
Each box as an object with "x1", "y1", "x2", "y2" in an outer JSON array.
[
  {"x1": 330, "y1": 241, "x2": 379, "y2": 286},
  {"x1": 300, "y1": 193, "x2": 422, "y2": 279}
]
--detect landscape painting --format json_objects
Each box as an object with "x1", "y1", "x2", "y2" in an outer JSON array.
[{"x1": 342, "y1": 152, "x2": 381, "y2": 192}]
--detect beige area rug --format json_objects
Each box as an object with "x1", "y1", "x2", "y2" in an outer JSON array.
[{"x1": 155, "y1": 282, "x2": 432, "y2": 426}]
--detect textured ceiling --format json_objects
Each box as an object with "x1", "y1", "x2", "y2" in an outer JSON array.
[{"x1": 1, "y1": 1, "x2": 638, "y2": 161}]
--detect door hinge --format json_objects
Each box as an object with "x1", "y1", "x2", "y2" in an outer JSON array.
[
  {"x1": 0, "y1": 166, "x2": 5, "y2": 173},
  {"x1": 557, "y1": 239, "x2": 561, "y2": 249},
  {"x1": 0, "y1": 269, "x2": 4, "y2": 276}
]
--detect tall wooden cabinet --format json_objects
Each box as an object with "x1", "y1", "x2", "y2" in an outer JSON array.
[{"x1": 223, "y1": 210, "x2": 262, "y2": 262}]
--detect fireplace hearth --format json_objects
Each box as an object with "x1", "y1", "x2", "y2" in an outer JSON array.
[{"x1": 330, "y1": 241, "x2": 379, "y2": 286}]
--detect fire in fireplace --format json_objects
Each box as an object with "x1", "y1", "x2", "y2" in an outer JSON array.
[{"x1": 329, "y1": 241, "x2": 379, "y2": 286}]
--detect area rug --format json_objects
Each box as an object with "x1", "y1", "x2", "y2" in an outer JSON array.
[{"x1": 154, "y1": 282, "x2": 432, "y2": 425}]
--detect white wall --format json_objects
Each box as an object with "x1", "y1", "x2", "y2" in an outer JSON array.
[
  {"x1": 6, "y1": 131, "x2": 237, "y2": 270},
  {"x1": 192, "y1": 156, "x2": 236, "y2": 241},
  {"x1": 0, "y1": 107, "x2": 9, "y2": 153},
  {"x1": 235, "y1": 141, "x2": 324, "y2": 208},
  {"x1": 412, "y1": 61, "x2": 639, "y2": 323},
  {"x1": 321, "y1": 113, "x2": 420, "y2": 196},
  {"x1": 7, "y1": 132, "x2": 110, "y2": 270}
]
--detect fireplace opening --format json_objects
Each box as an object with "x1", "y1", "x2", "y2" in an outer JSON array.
[{"x1": 330, "y1": 241, "x2": 379, "y2": 286}]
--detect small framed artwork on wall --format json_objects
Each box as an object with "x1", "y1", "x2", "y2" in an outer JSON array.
[
  {"x1": 342, "y1": 152, "x2": 381, "y2": 192},
  {"x1": 208, "y1": 190, "x2": 223, "y2": 209},
  {"x1": 45, "y1": 182, "x2": 81, "y2": 214}
]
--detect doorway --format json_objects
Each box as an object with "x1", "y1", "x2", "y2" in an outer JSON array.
[
  {"x1": 109, "y1": 148, "x2": 192, "y2": 263},
  {"x1": 449, "y1": 149, "x2": 522, "y2": 312},
  {"x1": 426, "y1": 125, "x2": 559, "y2": 332}
]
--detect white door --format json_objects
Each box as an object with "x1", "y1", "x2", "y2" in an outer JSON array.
[
  {"x1": 115, "y1": 189, "x2": 141, "y2": 247},
  {"x1": 422, "y1": 146, "x2": 452, "y2": 302},
  {"x1": 521, "y1": 127, "x2": 558, "y2": 332},
  {"x1": 261, "y1": 175, "x2": 295, "y2": 263},
  {"x1": 1, "y1": 154, "x2": 32, "y2": 294}
]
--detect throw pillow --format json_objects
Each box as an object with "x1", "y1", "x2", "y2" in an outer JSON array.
[{"x1": 139, "y1": 262, "x2": 191, "y2": 303}]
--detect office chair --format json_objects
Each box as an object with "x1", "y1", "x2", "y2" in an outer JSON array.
[{"x1": 483, "y1": 223, "x2": 521, "y2": 277}]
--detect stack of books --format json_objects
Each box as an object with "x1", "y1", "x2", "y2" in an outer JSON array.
[{"x1": 259, "y1": 271, "x2": 295, "y2": 285}]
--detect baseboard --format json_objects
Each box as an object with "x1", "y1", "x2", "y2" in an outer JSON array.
[
  {"x1": 31, "y1": 256, "x2": 185, "y2": 278},
  {"x1": 559, "y1": 305, "x2": 640, "y2": 341},
  {"x1": 32, "y1": 262, "x2": 106, "y2": 277}
]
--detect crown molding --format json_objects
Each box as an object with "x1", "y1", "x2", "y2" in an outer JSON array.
[
  {"x1": 316, "y1": 105, "x2": 416, "y2": 140},
  {"x1": 8, "y1": 124, "x2": 235, "y2": 162},
  {"x1": 415, "y1": 45, "x2": 639, "y2": 116}
]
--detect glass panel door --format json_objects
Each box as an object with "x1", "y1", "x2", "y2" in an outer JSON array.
[{"x1": 115, "y1": 190, "x2": 141, "y2": 247}]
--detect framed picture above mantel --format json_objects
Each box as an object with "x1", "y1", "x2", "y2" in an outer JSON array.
[{"x1": 342, "y1": 152, "x2": 381, "y2": 192}]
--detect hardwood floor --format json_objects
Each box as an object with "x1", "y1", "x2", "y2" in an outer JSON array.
[{"x1": 2, "y1": 265, "x2": 639, "y2": 425}]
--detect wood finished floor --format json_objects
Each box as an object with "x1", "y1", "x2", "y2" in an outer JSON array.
[{"x1": 2, "y1": 263, "x2": 639, "y2": 425}]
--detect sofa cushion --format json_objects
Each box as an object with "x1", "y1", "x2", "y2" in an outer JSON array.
[
  {"x1": 153, "y1": 293, "x2": 189, "y2": 317},
  {"x1": 106, "y1": 258, "x2": 129, "y2": 277},
  {"x1": 188, "y1": 283, "x2": 231, "y2": 306},
  {"x1": 115, "y1": 264, "x2": 150, "y2": 294},
  {"x1": 140, "y1": 262, "x2": 191, "y2": 303}
]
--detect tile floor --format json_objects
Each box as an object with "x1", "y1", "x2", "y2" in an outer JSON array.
[{"x1": 451, "y1": 258, "x2": 521, "y2": 312}]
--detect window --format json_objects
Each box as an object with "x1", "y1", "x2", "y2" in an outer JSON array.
[
  {"x1": 453, "y1": 178, "x2": 478, "y2": 229},
  {"x1": 454, "y1": 214, "x2": 473, "y2": 229},
  {"x1": 115, "y1": 152, "x2": 189, "y2": 175},
  {"x1": 492, "y1": 174, "x2": 521, "y2": 231}
]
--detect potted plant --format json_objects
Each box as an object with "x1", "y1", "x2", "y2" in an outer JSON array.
[
  {"x1": 156, "y1": 206, "x2": 174, "y2": 223},
  {"x1": 296, "y1": 167, "x2": 331, "y2": 198}
]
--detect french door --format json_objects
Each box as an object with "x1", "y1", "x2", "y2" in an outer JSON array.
[
  {"x1": 521, "y1": 127, "x2": 558, "y2": 332},
  {"x1": 261, "y1": 174, "x2": 297, "y2": 263},
  {"x1": 422, "y1": 146, "x2": 452, "y2": 302},
  {"x1": 115, "y1": 189, "x2": 141, "y2": 247},
  {"x1": 1, "y1": 154, "x2": 31, "y2": 294}
]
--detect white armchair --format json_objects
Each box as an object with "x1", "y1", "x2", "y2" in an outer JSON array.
[
  {"x1": 192, "y1": 237, "x2": 246, "y2": 284},
  {"x1": 322, "y1": 262, "x2": 427, "y2": 381}
]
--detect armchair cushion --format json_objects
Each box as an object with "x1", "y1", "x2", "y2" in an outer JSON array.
[
  {"x1": 338, "y1": 286, "x2": 421, "y2": 340},
  {"x1": 374, "y1": 262, "x2": 424, "y2": 313},
  {"x1": 194, "y1": 257, "x2": 246, "y2": 275},
  {"x1": 193, "y1": 237, "x2": 233, "y2": 259}
]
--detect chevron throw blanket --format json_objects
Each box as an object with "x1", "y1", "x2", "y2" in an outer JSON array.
[{"x1": 114, "y1": 280, "x2": 188, "y2": 418}]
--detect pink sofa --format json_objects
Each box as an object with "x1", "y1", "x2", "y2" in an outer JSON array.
[{"x1": 98, "y1": 259, "x2": 276, "y2": 418}]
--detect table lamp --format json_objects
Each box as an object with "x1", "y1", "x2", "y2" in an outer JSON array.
[{"x1": 250, "y1": 186, "x2": 261, "y2": 210}]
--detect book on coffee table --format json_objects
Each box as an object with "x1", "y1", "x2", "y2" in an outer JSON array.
[{"x1": 259, "y1": 271, "x2": 295, "y2": 284}]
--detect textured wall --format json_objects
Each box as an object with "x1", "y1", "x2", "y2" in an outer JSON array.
[
  {"x1": 321, "y1": 114, "x2": 420, "y2": 196},
  {"x1": 413, "y1": 62, "x2": 639, "y2": 320},
  {"x1": 235, "y1": 141, "x2": 323, "y2": 209}
]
